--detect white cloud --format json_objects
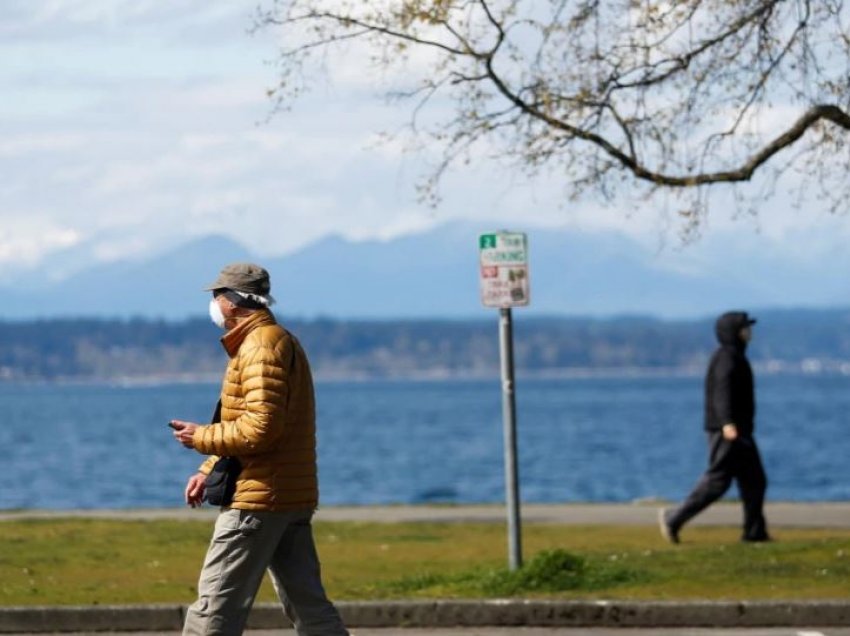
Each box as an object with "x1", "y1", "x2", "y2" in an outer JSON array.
[
  {"x1": 0, "y1": 132, "x2": 89, "y2": 156},
  {"x1": 344, "y1": 209, "x2": 441, "y2": 242},
  {"x1": 0, "y1": 222, "x2": 80, "y2": 268},
  {"x1": 1, "y1": 1, "x2": 256, "y2": 43}
]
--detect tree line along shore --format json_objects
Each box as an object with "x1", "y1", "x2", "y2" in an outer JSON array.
[{"x1": 2, "y1": 308, "x2": 850, "y2": 381}]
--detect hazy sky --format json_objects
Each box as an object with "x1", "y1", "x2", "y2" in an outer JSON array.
[{"x1": 4, "y1": 1, "x2": 850, "y2": 288}]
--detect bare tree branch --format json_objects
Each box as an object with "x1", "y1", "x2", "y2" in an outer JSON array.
[{"x1": 256, "y1": 0, "x2": 850, "y2": 224}]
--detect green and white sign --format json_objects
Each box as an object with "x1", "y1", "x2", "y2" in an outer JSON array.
[{"x1": 479, "y1": 231, "x2": 530, "y2": 308}]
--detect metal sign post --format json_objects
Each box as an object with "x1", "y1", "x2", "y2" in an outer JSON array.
[
  {"x1": 479, "y1": 231, "x2": 529, "y2": 571},
  {"x1": 499, "y1": 306, "x2": 522, "y2": 570}
]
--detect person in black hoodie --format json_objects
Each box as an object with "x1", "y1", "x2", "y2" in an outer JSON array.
[{"x1": 659, "y1": 311, "x2": 770, "y2": 543}]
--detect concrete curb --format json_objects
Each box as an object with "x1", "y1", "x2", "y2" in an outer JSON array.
[{"x1": 1, "y1": 600, "x2": 848, "y2": 632}]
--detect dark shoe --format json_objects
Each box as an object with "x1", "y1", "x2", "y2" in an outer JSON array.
[
  {"x1": 658, "y1": 508, "x2": 679, "y2": 544},
  {"x1": 742, "y1": 534, "x2": 772, "y2": 543}
]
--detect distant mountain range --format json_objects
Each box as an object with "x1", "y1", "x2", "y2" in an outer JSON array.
[{"x1": 5, "y1": 222, "x2": 850, "y2": 319}]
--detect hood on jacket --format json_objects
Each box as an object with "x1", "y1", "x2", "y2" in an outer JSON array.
[{"x1": 715, "y1": 311, "x2": 756, "y2": 348}]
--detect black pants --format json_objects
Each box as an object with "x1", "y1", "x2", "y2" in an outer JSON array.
[{"x1": 668, "y1": 431, "x2": 769, "y2": 541}]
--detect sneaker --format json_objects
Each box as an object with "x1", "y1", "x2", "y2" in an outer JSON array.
[{"x1": 658, "y1": 508, "x2": 679, "y2": 544}]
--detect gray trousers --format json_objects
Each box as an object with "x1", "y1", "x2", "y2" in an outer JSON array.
[{"x1": 183, "y1": 508, "x2": 349, "y2": 636}]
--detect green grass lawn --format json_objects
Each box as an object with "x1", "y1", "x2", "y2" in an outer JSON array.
[{"x1": 0, "y1": 519, "x2": 847, "y2": 605}]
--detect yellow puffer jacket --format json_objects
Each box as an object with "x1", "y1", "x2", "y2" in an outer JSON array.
[{"x1": 193, "y1": 310, "x2": 318, "y2": 511}]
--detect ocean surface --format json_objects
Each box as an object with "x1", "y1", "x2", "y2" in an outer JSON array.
[{"x1": 2, "y1": 374, "x2": 848, "y2": 510}]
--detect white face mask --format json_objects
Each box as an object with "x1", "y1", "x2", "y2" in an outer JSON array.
[{"x1": 209, "y1": 299, "x2": 226, "y2": 329}]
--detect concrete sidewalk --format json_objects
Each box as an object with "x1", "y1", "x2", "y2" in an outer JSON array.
[{"x1": 1, "y1": 501, "x2": 848, "y2": 527}]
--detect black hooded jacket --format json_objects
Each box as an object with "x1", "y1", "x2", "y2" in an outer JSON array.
[{"x1": 704, "y1": 312, "x2": 755, "y2": 435}]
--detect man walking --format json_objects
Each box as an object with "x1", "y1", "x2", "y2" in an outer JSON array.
[
  {"x1": 660, "y1": 311, "x2": 770, "y2": 544},
  {"x1": 170, "y1": 263, "x2": 349, "y2": 636}
]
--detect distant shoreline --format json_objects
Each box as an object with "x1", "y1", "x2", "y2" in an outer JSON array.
[
  {"x1": 3, "y1": 311, "x2": 850, "y2": 383},
  {"x1": 3, "y1": 364, "x2": 849, "y2": 387}
]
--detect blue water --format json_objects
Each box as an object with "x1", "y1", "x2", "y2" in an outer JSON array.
[{"x1": 1, "y1": 374, "x2": 847, "y2": 509}]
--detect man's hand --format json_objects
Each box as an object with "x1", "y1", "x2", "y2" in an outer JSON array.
[
  {"x1": 184, "y1": 472, "x2": 207, "y2": 508},
  {"x1": 722, "y1": 423, "x2": 738, "y2": 441},
  {"x1": 170, "y1": 420, "x2": 199, "y2": 449}
]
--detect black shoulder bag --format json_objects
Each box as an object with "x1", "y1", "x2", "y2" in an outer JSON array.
[{"x1": 203, "y1": 401, "x2": 242, "y2": 507}]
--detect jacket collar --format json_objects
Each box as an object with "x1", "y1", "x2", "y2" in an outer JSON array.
[{"x1": 220, "y1": 309, "x2": 276, "y2": 357}]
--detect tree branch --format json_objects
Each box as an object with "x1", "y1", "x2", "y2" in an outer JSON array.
[
  {"x1": 268, "y1": 10, "x2": 473, "y2": 57},
  {"x1": 485, "y1": 53, "x2": 850, "y2": 187}
]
